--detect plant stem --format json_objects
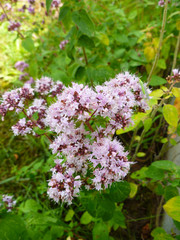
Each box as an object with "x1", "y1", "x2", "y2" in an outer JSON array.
[
  {"x1": 171, "y1": 31, "x2": 180, "y2": 74},
  {"x1": 127, "y1": 214, "x2": 164, "y2": 222},
  {"x1": 82, "y1": 47, "x2": 88, "y2": 65},
  {"x1": 85, "y1": 120, "x2": 94, "y2": 132},
  {"x1": 155, "y1": 196, "x2": 164, "y2": 227},
  {"x1": 129, "y1": 124, "x2": 139, "y2": 153},
  {"x1": 147, "y1": 0, "x2": 169, "y2": 85}
]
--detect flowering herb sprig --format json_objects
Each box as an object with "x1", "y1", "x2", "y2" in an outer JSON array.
[{"x1": 0, "y1": 72, "x2": 150, "y2": 204}]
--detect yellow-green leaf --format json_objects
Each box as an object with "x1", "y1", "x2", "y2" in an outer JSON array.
[
  {"x1": 172, "y1": 87, "x2": 180, "y2": 98},
  {"x1": 163, "y1": 104, "x2": 179, "y2": 127},
  {"x1": 144, "y1": 118, "x2": 152, "y2": 132},
  {"x1": 144, "y1": 46, "x2": 155, "y2": 61},
  {"x1": 137, "y1": 152, "x2": 146, "y2": 157},
  {"x1": 163, "y1": 196, "x2": 180, "y2": 222},
  {"x1": 129, "y1": 183, "x2": 138, "y2": 198},
  {"x1": 150, "y1": 89, "x2": 164, "y2": 98},
  {"x1": 80, "y1": 211, "x2": 93, "y2": 225},
  {"x1": 65, "y1": 209, "x2": 74, "y2": 222},
  {"x1": 98, "y1": 33, "x2": 109, "y2": 46}
]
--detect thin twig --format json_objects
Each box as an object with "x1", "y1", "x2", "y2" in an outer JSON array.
[
  {"x1": 147, "y1": 0, "x2": 169, "y2": 85},
  {"x1": 171, "y1": 31, "x2": 180, "y2": 74}
]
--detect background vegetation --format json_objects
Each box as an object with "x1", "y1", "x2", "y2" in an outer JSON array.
[{"x1": 0, "y1": 0, "x2": 180, "y2": 239}]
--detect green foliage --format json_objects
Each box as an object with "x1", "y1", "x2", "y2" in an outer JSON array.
[
  {"x1": 0, "y1": 0, "x2": 180, "y2": 239},
  {"x1": 151, "y1": 227, "x2": 174, "y2": 240},
  {"x1": 0, "y1": 214, "x2": 28, "y2": 240}
]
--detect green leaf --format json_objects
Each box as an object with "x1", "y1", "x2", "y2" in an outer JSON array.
[
  {"x1": 157, "y1": 59, "x2": 166, "y2": 69},
  {"x1": 151, "y1": 227, "x2": 174, "y2": 240},
  {"x1": 22, "y1": 38, "x2": 35, "y2": 52},
  {"x1": 19, "y1": 199, "x2": 42, "y2": 213},
  {"x1": 93, "y1": 222, "x2": 109, "y2": 240},
  {"x1": 80, "y1": 191, "x2": 98, "y2": 217},
  {"x1": 50, "y1": 226, "x2": 64, "y2": 239},
  {"x1": 145, "y1": 166, "x2": 165, "y2": 180},
  {"x1": 72, "y1": 10, "x2": 95, "y2": 36},
  {"x1": 114, "y1": 49, "x2": 126, "y2": 58},
  {"x1": 86, "y1": 67, "x2": 113, "y2": 84},
  {"x1": 65, "y1": 209, "x2": 75, "y2": 222},
  {"x1": 163, "y1": 104, "x2": 179, "y2": 127},
  {"x1": 163, "y1": 196, "x2": 180, "y2": 222},
  {"x1": 80, "y1": 211, "x2": 93, "y2": 225},
  {"x1": 131, "y1": 167, "x2": 148, "y2": 180},
  {"x1": 78, "y1": 35, "x2": 95, "y2": 49},
  {"x1": 129, "y1": 183, "x2": 138, "y2": 198},
  {"x1": 170, "y1": 138, "x2": 177, "y2": 146},
  {"x1": 0, "y1": 214, "x2": 28, "y2": 240},
  {"x1": 151, "y1": 160, "x2": 176, "y2": 171},
  {"x1": 164, "y1": 186, "x2": 179, "y2": 201},
  {"x1": 110, "y1": 181, "x2": 131, "y2": 202},
  {"x1": 59, "y1": 6, "x2": 70, "y2": 21},
  {"x1": 46, "y1": 0, "x2": 53, "y2": 13},
  {"x1": 149, "y1": 75, "x2": 167, "y2": 86}
]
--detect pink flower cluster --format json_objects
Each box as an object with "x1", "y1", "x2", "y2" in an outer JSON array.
[
  {"x1": 8, "y1": 21, "x2": 21, "y2": 31},
  {"x1": 0, "y1": 72, "x2": 150, "y2": 204}
]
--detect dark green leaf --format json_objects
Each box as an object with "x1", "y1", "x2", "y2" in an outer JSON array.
[
  {"x1": 72, "y1": 10, "x2": 95, "y2": 36},
  {"x1": 110, "y1": 181, "x2": 131, "y2": 202},
  {"x1": 46, "y1": 0, "x2": 53, "y2": 13},
  {"x1": 78, "y1": 35, "x2": 95, "y2": 49},
  {"x1": 59, "y1": 6, "x2": 70, "y2": 21},
  {"x1": 96, "y1": 194, "x2": 115, "y2": 221},
  {"x1": 164, "y1": 186, "x2": 179, "y2": 201}
]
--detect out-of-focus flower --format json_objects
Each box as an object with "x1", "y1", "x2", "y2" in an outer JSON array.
[
  {"x1": 59, "y1": 40, "x2": 69, "y2": 50},
  {"x1": 0, "y1": 14, "x2": 6, "y2": 21},
  {"x1": 27, "y1": 5, "x2": 35, "y2": 14},
  {"x1": 1, "y1": 195, "x2": 16, "y2": 212},
  {"x1": 15, "y1": 61, "x2": 29, "y2": 72},
  {"x1": 51, "y1": 0, "x2": 61, "y2": 8}
]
